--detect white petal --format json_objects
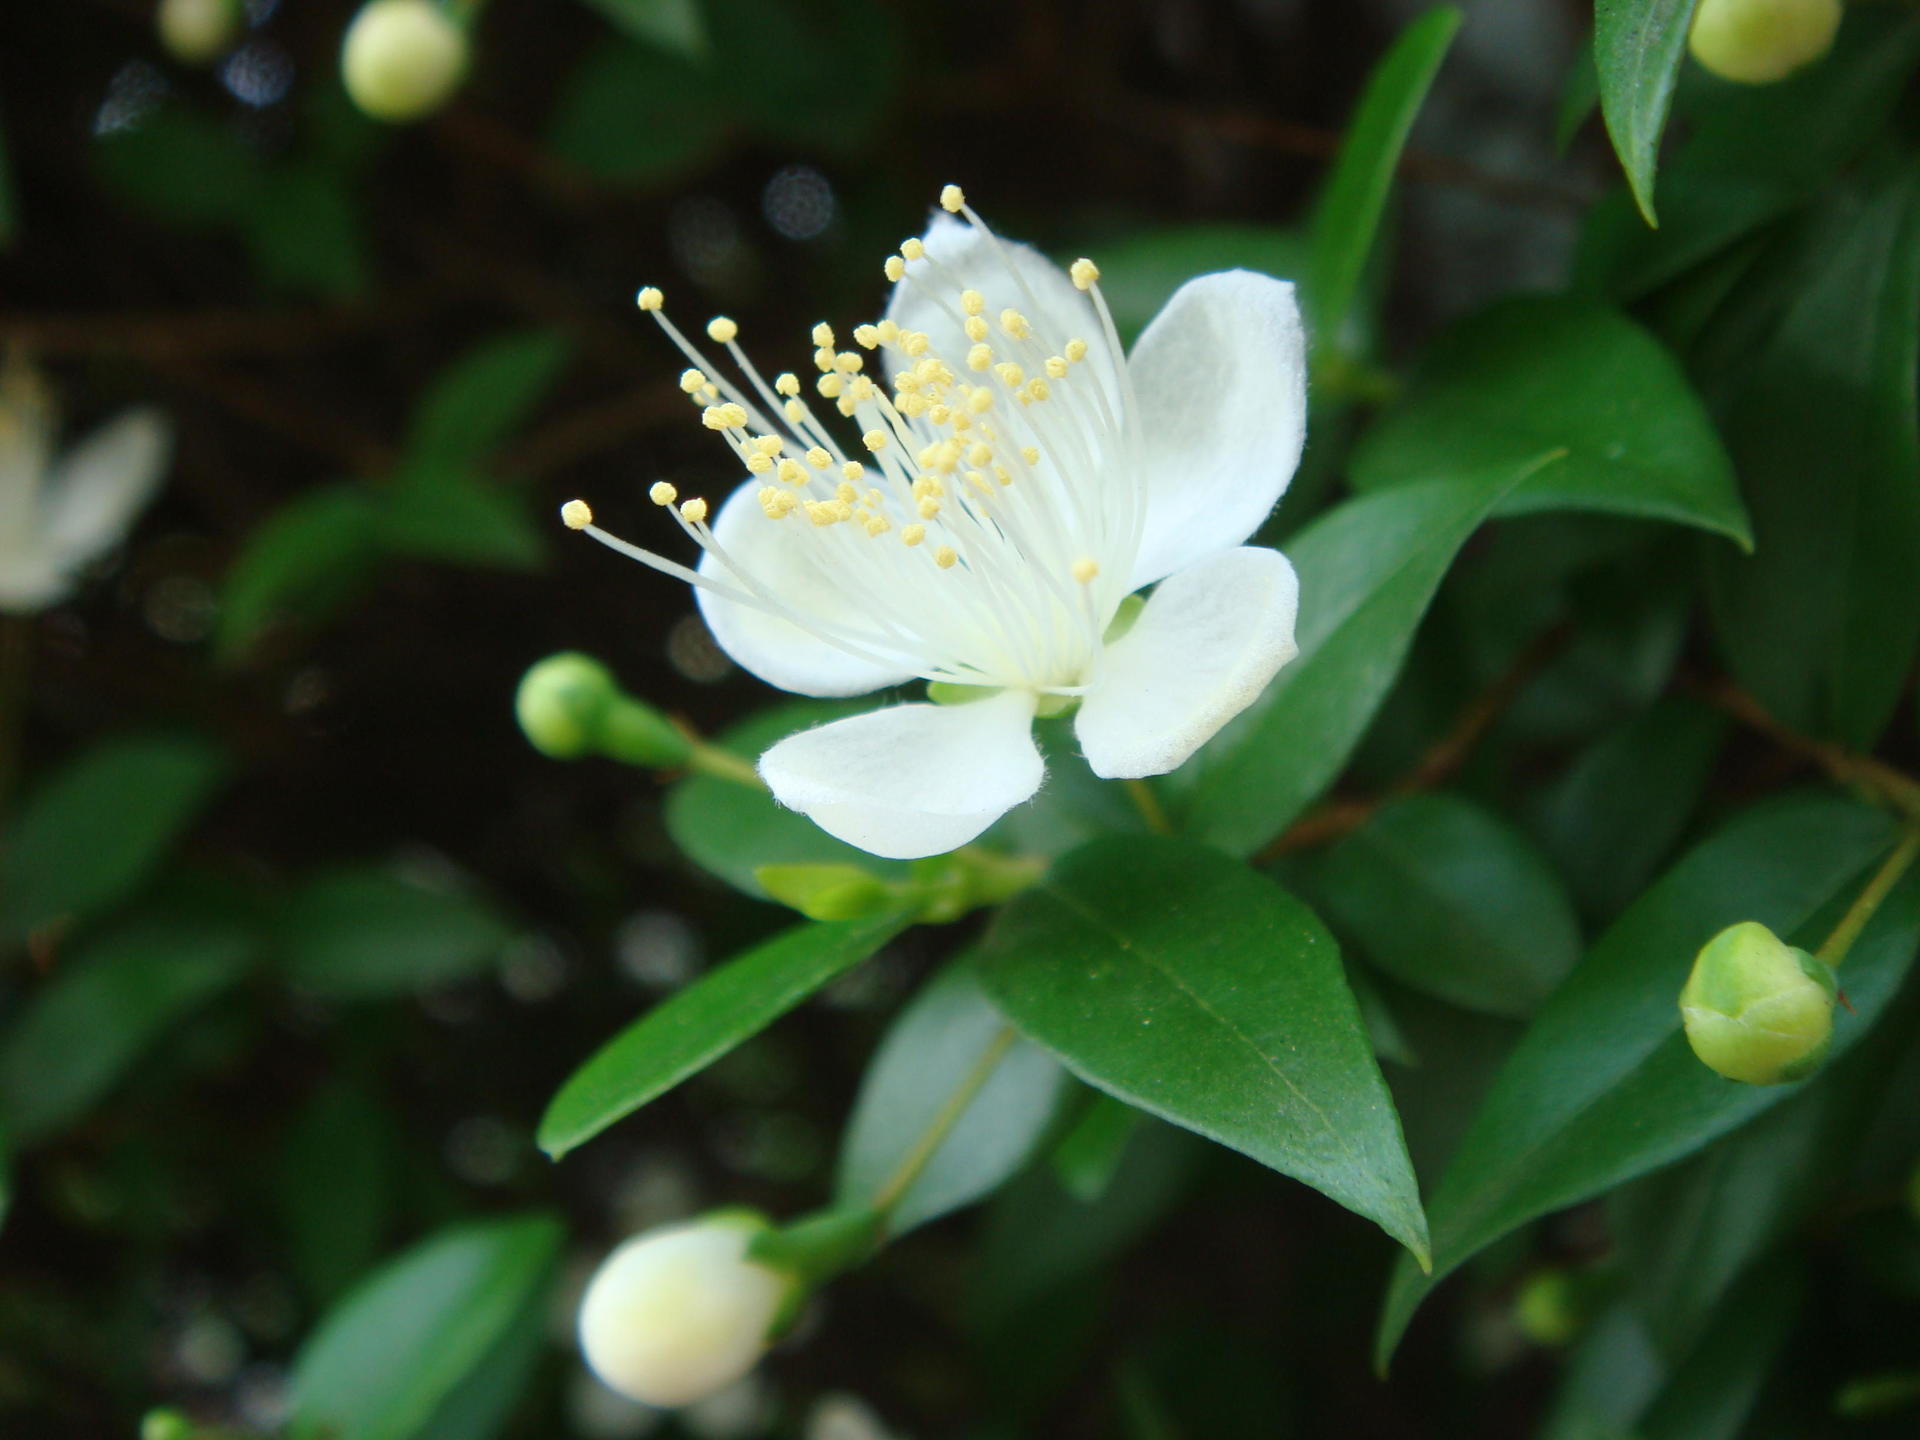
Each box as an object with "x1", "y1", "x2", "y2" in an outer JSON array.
[
  {"x1": 695, "y1": 479, "x2": 919, "y2": 698},
  {"x1": 1076, "y1": 545, "x2": 1299, "y2": 779},
  {"x1": 1124, "y1": 272, "x2": 1306, "y2": 590},
  {"x1": 0, "y1": 554, "x2": 74, "y2": 615},
  {"x1": 41, "y1": 407, "x2": 172, "y2": 566},
  {"x1": 759, "y1": 690, "x2": 1044, "y2": 859},
  {"x1": 883, "y1": 214, "x2": 1119, "y2": 385}
]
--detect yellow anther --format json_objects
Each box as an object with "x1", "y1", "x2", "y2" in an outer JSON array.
[
  {"x1": 813, "y1": 346, "x2": 838, "y2": 373},
  {"x1": 836, "y1": 396, "x2": 858, "y2": 417},
  {"x1": 966, "y1": 389, "x2": 994, "y2": 415},
  {"x1": 850, "y1": 376, "x2": 877, "y2": 403},
  {"x1": 701, "y1": 403, "x2": 747, "y2": 431},
  {"x1": 774, "y1": 372, "x2": 801, "y2": 397},
  {"x1": 806, "y1": 447, "x2": 832, "y2": 469},
  {"x1": 901, "y1": 237, "x2": 926, "y2": 261},
  {"x1": 754, "y1": 435, "x2": 784, "y2": 456},
  {"x1": 560, "y1": 498, "x2": 593, "y2": 529},
  {"x1": 862, "y1": 430, "x2": 889, "y2": 452},
  {"x1": 966, "y1": 441, "x2": 992, "y2": 465},
  {"x1": 940, "y1": 184, "x2": 966, "y2": 213},
  {"x1": 1020, "y1": 446, "x2": 1040, "y2": 465},
  {"x1": 777, "y1": 457, "x2": 807, "y2": 485},
  {"x1": 852, "y1": 324, "x2": 881, "y2": 349},
  {"x1": 994, "y1": 362, "x2": 1025, "y2": 387},
  {"x1": 902, "y1": 524, "x2": 926, "y2": 547},
  {"x1": 901, "y1": 331, "x2": 930, "y2": 358},
  {"x1": 864, "y1": 488, "x2": 882, "y2": 507},
  {"x1": 842, "y1": 461, "x2": 865, "y2": 481},
  {"x1": 918, "y1": 496, "x2": 942, "y2": 519},
  {"x1": 680, "y1": 497, "x2": 709, "y2": 524},
  {"x1": 1025, "y1": 378, "x2": 1051, "y2": 403},
  {"x1": 1065, "y1": 338, "x2": 1089, "y2": 362},
  {"x1": 746, "y1": 453, "x2": 773, "y2": 474},
  {"x1": 912, "y1": 476, "x2": 945, "y2": 501},
  {"x1": 1072, "y1": 557, "x2": 1099, "y2": 584},
  {"x1": 1000, "y1": 309, "x2": 1031, "y2": 339},
  {"x1": 961, "y1": 289, "x2": 986, "y2": 316},
  {"x1": 700, "y1": 384, "x2": 719, "y2": 400},
  {"x1": 894, "y1": 369, "x2": 921, "y2": 394},
  {"x1": 864, "y1": 514, "x2": 891, "y2": 537},
  {"x1": 1070, "y1": 258, "x2": 1100, "y2": 290},
  {"x1": 835, "y1": 481, "x2": 858, "y2": 505},
  {"x1": 649, "y1": 481, "x2": 678, "y2": 506},
  {"x1": 811, "y1": 322, "x2": 834, "y2": 348},
  {"x1": 934, "y1": 545, "x2": 958, "y2": 569},
  {"x1": 784, "y1": 399, "x2": 809, "y2": 424},
  {"x1": 968, "y1": 343, "x2": 993, "y2": 372},
  {"x1": 898, "y1": 392, "x2": 930, "y2": 418},
  {"x1": 835, "y1": 351, "x2": 864, "y2": 373},
  {"x1": 929, "y1": 403, "x2": 952, "y2": 426},
  {"x1": 877, "y1": 319, "x2": 900, "y2": 344},
  {"x1": 817, "y1": 373, "x2": 845, "y2": 399},
  {"x1": 965, "y1": 315, "x2": 990, "y2": 343},
  {"x1": 759, "y1": 487, "x2": 798, "y2": 519},
  {"x1": 965, "y1": 469, "x2": 989, "y2": 492},
  {"x1": 679, "y1": 368, "x2": 707, "y2": 394},
  {"x1": 1045, "y1": 356, "x2": 1068, "y2": 379},
  {"x1": 884, "y1": 256, "x2": 905, "y2": 282},
  {"x1": 635, "y1": 287, "x2": 663, "y2": 311},
  {"x1": 706, "y1": 316, "x2": 737, "y2": 344},
  {"x1": 993, "y1": 463, "x2": 1012, "y2": 485}
]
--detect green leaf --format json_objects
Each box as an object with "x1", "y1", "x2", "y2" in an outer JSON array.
[
  {"x1": 1529, "y1": 697, "x2": 1724, "y2": 922},
  {"x1": 404, "y1": 331, "x2": 572, "y2": 469},
  {"x1": 1050, "y1": 1092, "x2": 1143, "y2": 1202},
  {"x1": 704, "y1": 0, "x2": 902, "y2": 150},
  {"x1": 1376, "y1": 794, "x2": 1920, "y2": 1369},
  {"x1": 1179, "y1": 464, "x2": 1531, "y2": 856},
  {"x1": 1349, "y1": 296, "x2": 1749, "y2": 546},
  {"x1": 217, "y1": 482, "x2": 382, "y2": 662},
  {"x1": 0, "y1": 734, "x2": 229, "y2": 943},
  {"x1": 244, "y1": 164, "x2": 368, "y2": 299},
  {"x1": 837, "y1": 961, "x2": 1067, "y2": 1235},
  {"x1": 1592, "y1": 0, "x2": 1699, "y2": 226},
  {"x1": 666, "y1": 700, "x2": 911, "y2": 897},
  {"x1": 274, "y1": 866, "x2": 513, "y2": 998},
  {"x1": 0, "y1": 886, "x2": 255, "y2": 1145},
  {"x1": 289, "y1": 1213, "x2": 563, "y2": 1440},
  {"x1": 539, "y1": 910, "x2": 910, "y2": 1157},
  {"x1": 377, "y1": 465, "x2": 546, "y2": 571},
  {"x1": 1090, "y1": 225, "x2": 1311, "y2": 345},
  {"x1": 578, "y1": 0, "x2": 708, "y2": 57},
  {"x1": 1314, "y1": 793, "x2": 1582, "y2": 1018},
  {"x1": 1554, "y1": 40, "x2": 1600, "y2": 155},
  {"x1": 1306, "y1": 7, "x2": 1461, "y2": 347},
  {"x1": 1638, "y1": 1261, "x2": 1800, "y2": 1440},
  {"x1": 1706, "y1": 154, "x2": 1920, "y2": 750},
  {"x1": 977, "y1": 836, "x2": 1429, "y2": 1264},
  {"x1": 95, "y1": 108, "x2": 264, "y2": 228},
  {"x1": 278, "y1": 1079, "x2": 399, "y2": 1305},
  {"x1": 547, "y1": 40, "x2": 726, "y2": 183}
]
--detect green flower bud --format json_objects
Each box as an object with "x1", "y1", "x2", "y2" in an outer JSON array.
[
  {"x1": 156, "y1": 0, "x2": 243, "y2": 67},
  {"x1": 1688, "y1": 0, "x2": 1842, "y2": 85},
  {"x1": 140, "y1": 1410, "x2": 194, "y2": 1440},
  {"x1": 340, "y1": 0, "x2": 470, "y2": 124},
  {"x1": 514, "y1": 652, "x2": 691, "y2": 767},
  {"x1": 1513, "y1": 1268, "x2": 1594, "y2": 1347},
  {"x1": 1680, "y1": 921, "x2": 1836, "y2": 1085},
  {"x1": 755, "y1": 864, "x2": 898, "y2": 921}
]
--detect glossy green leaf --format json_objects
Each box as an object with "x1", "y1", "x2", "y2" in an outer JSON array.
[
  {"x1": 666, "y1": 700, "x2": 910, "y2": 897},
  {"x1": 547, "y1": 40, "x2": 725, "y2": 183},
  {"x1": 1180, "y1": 464, "x2": 1531, "y2": 856},
  {"x1": 217, "y1": 482, "x2": 381, "y2": 661},
  {"x1": 0, "y1": 734, "x2": 229, "y2": 943},
  {"x1": 1350, "y1": 296, "x2": 1749, "y2": 546},
  {"x1": 289, "y1": 1213, "x2": 563, "y2": 1440},
  {"x1": 404, "y1": 331, "x2": 571, "y2": 469},
  {"x1": 377, "y1": 464, "x2": 545, "y2": 571},
  {"x1": 0, "y1": 887, "x2": 255, "y2": 1144},
  {"x1": 1706, "y1": 154, "x2": 1920, "y2": 750},
  {"x1": 1377, "y1": 794, "x2": 1920, "y2": 1368},
  {"x1": 1529, "y1": 697, "x2": 1725, "y2": 922},
  {"x1": 578, "y1": 0, "x2": 708, "y2": 57},
  {"x1": 1593, "y1": 0, "x2": 1699, "y2": 226},
  {"x1": 1638, "y1": 1261, "x2": 1800, "y2": 1440},
  {"x1": 1554, "y1": 40, "x2": 1599, "y2": 155},
  {"x1": 1306, "y1": 7, "x2": 1460, "y2": 347},
  {"x1": 540, "y1": 910, "x2": 909, "y2": 1157},
  {"x1": 1050, "y1": 1093, "x2": 1143, "y2": 1203},
  {"x1": 837, "y1": 961, "x2": 1067, "y2": 1235},
  {"x1": 978, "y1": 836, "x2": 1429, "y2": 1264},
  {"x1": 274, "y1": 866, "x2": 513, "y2": 998},
  {"x1": 1093, "y1": 226, "x2": 1311, "y2": 344},
  {"x1": 1315, "y1": 793, "x2": 1582, "y2": 1018}
]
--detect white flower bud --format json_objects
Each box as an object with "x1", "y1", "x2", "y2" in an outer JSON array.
[
  {"x1": 578, "y1": 1215, "x2": 796, "y2": 1409},
  {"x1": 340, "y1": 0, "x2": 470, "y2": 124},
  {"x1": 1688, "y1": 0, "x2": 1842, "y2": 85},
  {"x1": 156, "y1": 0, "x2": 243, "y2": 67}
]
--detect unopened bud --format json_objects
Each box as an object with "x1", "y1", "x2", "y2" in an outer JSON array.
[
  {"x1": 1688, "y1": 0, "x2": 1842, "y2": 85},
  {"x1": 1513, "y1": 1268, "x2": 1595, "y2": 1347},
  {"x1": 140, "y1": 1411, "x2": 194, "y2": 1440},
  {"x1": 579, "y1": 1213, "x2": 797, "y2": 1409},
  {"x1": 340, "y1": 0, "x2": 470, "y2": 124},
  {"x1": 514, "y1": 652, "x2": 691, "y2": 767},
  {"x1": 156, "y1": 0, "x2": 243, "y2": 66},
  {"x1": 755, "y1": 864, "x2": 898, "y2": 921},
  {"x1": 1680, "y1": 921, "x2": 1835, "y2": 1085}
]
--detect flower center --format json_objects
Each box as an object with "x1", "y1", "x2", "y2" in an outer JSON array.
[{"x1": 564, "y1": 185, "x2": 1144, "y2": 695}]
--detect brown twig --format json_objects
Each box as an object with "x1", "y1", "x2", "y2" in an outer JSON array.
[
  {"x1": 1259, "y1": 623, "x2": 1573, "y2": 860},
  {"x1": 1689, "y1": 675, "x2": 1920, "y2": 820},
  {"x1": 0, "y1": 303, "x2": 404, "y2": 359},
  {"x1": 501, "y1": 382, "x2": 686, "y2": 480}
]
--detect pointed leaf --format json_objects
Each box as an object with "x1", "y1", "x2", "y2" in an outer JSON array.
[{"x1": 1593, "y1": 0, "x2": 1699, "y2": 226}]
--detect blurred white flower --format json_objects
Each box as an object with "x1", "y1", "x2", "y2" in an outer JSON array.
[
  {"x1": 0, "y1": 358, "x2": 172, "y2": 614},
  {"x1": 578, "y1": 1214, "x2": 795, "y2": 1409},
  {"x1": 566, "y1": 186, "x2": 1305, "y2": 859}
]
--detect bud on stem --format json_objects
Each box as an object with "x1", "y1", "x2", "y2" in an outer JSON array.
[
  {"x1": 1680, "y1": 921, "x2": 1836, "y2": 1085},
  {"x1": 515, "y1": 652, "x2": 692, "y2": 767}
]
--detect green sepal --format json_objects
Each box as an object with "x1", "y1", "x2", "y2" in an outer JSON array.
[
  {"x1": 754, "y1": 864, "x2": 899, "y2": 922},
  {"x1": 747, "y1": 1206, "x2": 884, "y2": 1335},
  {"x1": 927, "y1": 681, "x2": 1001, "y2": 706}
]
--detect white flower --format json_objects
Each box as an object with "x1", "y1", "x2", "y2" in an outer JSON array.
[
  {"x1": 0, "y1": 358, "x2": 172, "y2": 615},
  {"x1": 565, "y1": 187, "x2": 1305, "y2": 859},
  {"x1": 577, "y1": 1214, "x2": 795, "y2": 1409}
]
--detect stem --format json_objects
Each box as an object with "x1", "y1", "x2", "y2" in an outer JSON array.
[
  {"x1": 870, "y1": 1024, "x2": 1018, "y2": 1219},
  {"x1": 1699, "y1": 678, "x2": 1920, "y2": 823},
  {"x1": 687, "y1": 741, "x2": 765, "y2": 789},
  {"x1": 1124, "y1": 777, "x2": 1172, "y2": 835},
  {"x1": 1818, "y1": 829, "x2": 1920, "y2": 968}
]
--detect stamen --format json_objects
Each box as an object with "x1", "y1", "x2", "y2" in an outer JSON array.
[{"x1": 561, "y1": 499, "x2": 593, "y2": 529}]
